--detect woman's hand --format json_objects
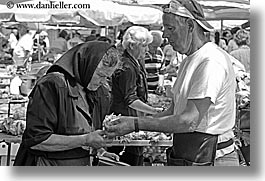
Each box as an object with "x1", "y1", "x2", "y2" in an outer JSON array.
[{"x1": 83, "y1": 130, "x2": 106, "y2": 149}]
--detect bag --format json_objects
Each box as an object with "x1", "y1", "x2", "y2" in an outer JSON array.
[
  {"x1": 166, "y1": 132, "x2": 218, "y2": 166},
  {"x1": 92, "y1": 155, "x2": 130, "y2": 166}
]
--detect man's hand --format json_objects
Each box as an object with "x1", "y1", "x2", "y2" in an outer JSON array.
[
  {"x1": 105, "y1": 116, "x2": 135, "y2": 138},
  {"x1": 83, "y1": 130, "x2": 106, "y2": 149}
]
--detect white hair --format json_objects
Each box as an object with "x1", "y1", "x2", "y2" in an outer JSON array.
[{"x1": 122, "y1": 26, "x2": 153, "y2": 49}]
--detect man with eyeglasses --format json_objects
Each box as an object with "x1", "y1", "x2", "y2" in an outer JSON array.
[{"x1": 105, "y1": 0, "x2": 240, "y2": 166}]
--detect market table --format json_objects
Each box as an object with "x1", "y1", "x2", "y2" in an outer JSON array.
[
  {"x1": 0, "y1": 132, "x2": 22, "y2": 166},
  {"x1": 0, "y1": 132, "x2": 173, "y2": 166},
  {"x1": 8, "y1": 98, "x2": 28, "y2": 117},
  {"x1": 106, "y1": 140, "x2": 172, "y2": 147}
]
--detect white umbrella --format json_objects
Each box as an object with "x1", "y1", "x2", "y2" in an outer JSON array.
[
  {"x1": 62, "y1": 0, "x2": 162, "y2": 26},
  {"x1": 0, "y1": 0, "x2": 165, "y2": 26},
  {"x1": 121, "y1": 0, "x2": 250, "y2": 20},
  {"x1": 0, "y1": 0, "x2": 82, "y2": 24}
]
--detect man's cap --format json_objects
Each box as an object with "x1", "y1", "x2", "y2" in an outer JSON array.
[{"x1": 163, "y1": 0, "x2": 214, "y2": 32}]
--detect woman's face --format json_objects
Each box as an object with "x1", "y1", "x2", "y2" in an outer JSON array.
[
  {"x1": 87, "y1": 48, "x2": 120, "y2": 91},
  {"x1": 131, "y1": 43, "x2": 149, "y2": 60}
]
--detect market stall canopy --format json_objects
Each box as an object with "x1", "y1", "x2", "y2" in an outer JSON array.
[
  {"x1": 58, "y1": 0, "x2": 162, "y2": 25},
  {"x1": 0, "y1": 0, "x2": 163, "y2": 26},
  {"x1": 0, "y1": 1, "x2": 81, "y2": 24},
  {"x1": 0, "y1": 0, "x2": 124, "y2": 26},
  {"x1": 114, "y1": 0, "x2": 250, "y2": 20}
]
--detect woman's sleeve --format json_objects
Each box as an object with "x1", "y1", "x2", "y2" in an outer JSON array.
[
  {"x1": 23, "y1": 78, "x2": 60, "y2": 148},
  {"x1": 119, "y1": 67, "x2": 139, "y2": 106}
]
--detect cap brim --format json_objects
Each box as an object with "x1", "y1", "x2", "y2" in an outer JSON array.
[{"x1": 196, "y1": 19, "x2": 214, "y2": 32}]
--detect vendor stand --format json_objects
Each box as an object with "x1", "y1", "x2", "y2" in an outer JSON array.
[
  {"x1": 0, "y1": 132, "x2": 21, "y2": 166},
  {"x1": 0, "y1": 98, "x2": 27, "y2": 166}
]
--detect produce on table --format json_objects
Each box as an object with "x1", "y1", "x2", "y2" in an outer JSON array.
[
  {"x1": 0, "y1": 117, "x2": 26, "y2": 136},
  {"x1": 102, "y1": 114, "x2": 172, "y2": 143},
  {"x1": 236, "y1": 72, "x2": 250, "y2": 109},
  {"x1": 102, "y1": 113, "x2": 121, "y2": 130},
  {"x1": 102, "y1": 94, "x2": 173, "y2": 164},
  {"x1": 147, "y1": 93, "x2": 172, "y2": 110}
]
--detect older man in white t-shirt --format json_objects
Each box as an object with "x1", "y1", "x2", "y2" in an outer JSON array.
[{"x1": 105, "y1": 0, "x2": 239, "y2": 166}]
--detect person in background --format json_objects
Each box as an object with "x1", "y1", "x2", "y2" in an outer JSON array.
[
  {"x1": 222, "y1": 29, "x2": 232, "y2": 46},
  {"x1": 227, "y1": 26, "x2": 241, "y2": 53},
  {"x1": 230, "y1": 29, "x2": 250, "y2": 73},
  {"x1": 14, "y1": 41, "x2": 121, "y2": 166},
  {"x1": 67, "y1": 31, "x2": 84, "y2": 50},
  {"x1": 0, "y1": 31, "x2": 7, "y2": 52},
  {"x1": 105, "y1": 0, "x2": 240, "y2": 166},
  {"x1": 160, "y1": 37, "x2": 169, "y2": 50},
  {"x1": 85, "y1": 30, "x2": 97, "y2": 42},
  {"x1": 43, "y1": 32, "x2": 50, "y2": 54},
  {"x1": 92, "y1": 35, "x2": 115, "y2": 131},
  {"x1": 51, "y1": 30, "x2": 68, "y2": 54},
  {"x1": 97, "y1": 36, "x2": 112, "y2": 44},
  {"x1": 107, "y1": 26, "x2": 163, "y2": 166},
  {"x1": 32, "y1": 31, "x2": 48, "y2": 63},
  {"x1": 214, "y1": 31, "x2": 227, "y2": 51},
  {"x1": 115, "y1": 27, "x2": 131, "y2": 56},
  {"x1": 144, "y1": 30, "x2": 165, "y2": 94},
  {"x1": 216, "y1": 30, "x2": 245, "y2": 75},
  {"x1": 161, "y1": 44, "x2": 179, "y2": 80},
  {"x1": 13, "y1": 29, "x2": 35, "y2": 68},
  {"x1": 8, "y1": 28, "x2": 19, "y2": 56}
]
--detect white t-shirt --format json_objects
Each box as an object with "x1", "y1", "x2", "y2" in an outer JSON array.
[
  {"x1": 172, "y1": 42, "x2": 237, "y2": 158},
  {"x1": 10, "y1": 76, "x2": 22, "y2": 95},
  {"x1": 8, "y1": 33, "x2": 18, "y2": 49},
  {"x1": 13, "y1": 33, "x2": 34, "y2": 66}
]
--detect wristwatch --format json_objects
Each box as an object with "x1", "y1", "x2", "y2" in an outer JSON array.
[{"x1": 134, "y1": 118, "x2": 139, "y2": 132}]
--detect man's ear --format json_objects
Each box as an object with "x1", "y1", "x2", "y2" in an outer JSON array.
[{"x1": 186, "y1": 18, "x2": 195, "y2": 32}]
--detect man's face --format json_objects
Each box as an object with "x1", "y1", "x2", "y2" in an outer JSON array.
[{"x1": 162, "y1": 13, "x2": 191, "y2": 54}]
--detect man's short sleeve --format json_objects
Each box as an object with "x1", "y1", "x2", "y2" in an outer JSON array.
[{"x1": 188, "y1": 61, "x2": 226, "y2": 104}]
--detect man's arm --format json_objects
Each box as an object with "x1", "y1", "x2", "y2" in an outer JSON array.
[
  {"x1": 139, "y1": 98, "x2": 211, "y2": 133},
  {"x1": 106, "y1": 97, "x2": 211, "y2": 137}
]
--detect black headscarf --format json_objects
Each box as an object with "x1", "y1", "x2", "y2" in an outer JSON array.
[{"x1": 47, "y1": 41, "x2": 112, "y2": 88}]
